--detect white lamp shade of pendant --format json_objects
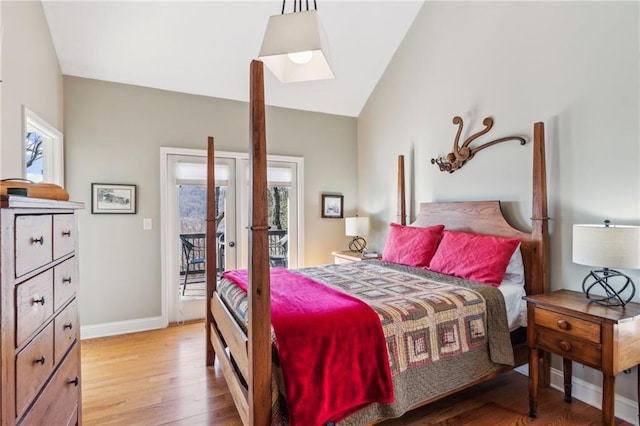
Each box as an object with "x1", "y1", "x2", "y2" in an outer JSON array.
[
  {"x1": 345, "y1": 217, "x2": 369, "y2": 237},
  {"x1": 259, "y1": 10, "x2": 335, "y2": 83},
  {"x1": 572, "y1": 224, "x2": 640, "y2": 269}
]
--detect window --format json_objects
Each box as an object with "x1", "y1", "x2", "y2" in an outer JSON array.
[{"x1": 22, "y1": 107, "x2": 64, "y2": 185}]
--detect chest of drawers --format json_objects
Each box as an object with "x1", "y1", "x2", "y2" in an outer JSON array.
[{"x1": 1, "y1": 196, "x2": 83, "y2": 425}]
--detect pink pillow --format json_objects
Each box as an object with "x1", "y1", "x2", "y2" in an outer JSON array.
[
  {"x1": 381, "y1": 223, "x2": 445, "y2": 268},
  {"x1": 429, "y1": 230, "x2": 521, "y2": 287}
]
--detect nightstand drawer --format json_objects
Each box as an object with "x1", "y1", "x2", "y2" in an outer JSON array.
[
  {"x1": 535, "y1": 307, "x2": 601, "y2": 344},
  {"x1": 334, "y1": 256, "x2": 353, "y2": 264},
  {"x1": 536, "y1": 327, "x2": 601, "y2": 368}
]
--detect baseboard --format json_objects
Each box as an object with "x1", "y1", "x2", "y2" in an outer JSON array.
[
  {"x1": 515, "y1": 365, "x2": 638, "y2": 425},
  {"x1": 80, "y1": 315, "x2": 167, "y2": 340}
]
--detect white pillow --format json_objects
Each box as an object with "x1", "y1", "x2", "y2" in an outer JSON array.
[{"x1": 502, "y1": 243, "x2": 525, "y2": 286}]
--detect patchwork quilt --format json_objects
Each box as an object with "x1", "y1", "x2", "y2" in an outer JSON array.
[{"x1": 216, "y1": 260, "x2": 514, "y2": 425}]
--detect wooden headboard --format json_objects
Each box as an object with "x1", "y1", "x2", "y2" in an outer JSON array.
[{"x1": 401, "y1": 122, "x2": 549, "y2": 296}]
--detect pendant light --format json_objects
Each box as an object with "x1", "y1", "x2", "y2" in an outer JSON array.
[{"x1": 259, "y1": 0, "x2": 335, "y2": 83}]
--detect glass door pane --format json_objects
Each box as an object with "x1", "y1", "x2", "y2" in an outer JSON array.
[
  {"x1": 178, "y1": 184, "x2": 206, "y2": 298},
  {"x1": 267, "y1": 187, "x2": 289, "y2": 268},
  {"x1": 238, "y1": 159, "x2": 298, "y2": 269}
]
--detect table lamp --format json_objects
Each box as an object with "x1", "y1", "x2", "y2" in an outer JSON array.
[
  {"x1": 345, "y1": 216, "x2": 369, "y2": 252},
  {"x1": 572, "y1": 220, "x2": 640, "y2": 306}
]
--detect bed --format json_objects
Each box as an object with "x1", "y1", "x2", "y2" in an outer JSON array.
[{"x1": 205, "y1": 60, "x2": 550, "y2": 426}]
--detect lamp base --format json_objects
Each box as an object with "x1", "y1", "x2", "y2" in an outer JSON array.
[
  {"x1": 348, "y1": 236, "x2": 367, "y2": 253},
  {"x1": 582, "y1": 268, "x2": 636, "y2": 307}
]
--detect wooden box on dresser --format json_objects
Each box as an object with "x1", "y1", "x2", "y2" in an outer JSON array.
[{"x1": 0, "y1": 196, "x2": 84, "y2": 426}]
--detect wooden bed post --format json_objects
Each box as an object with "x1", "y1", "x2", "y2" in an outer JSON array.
[
  {"x1": 398, "y1": 155, "x2": 406, "y2": 225},
  {"x1": 531, "y1": 121, "x2": 551, "y2": 387},
  {"x1": 531, "y1": 122, "x2": 549, "y2": 295},
  {"x1": 248, "y1": 59, "x2": 272, "y2": 426},
  {"x1": 206, "y1": 137, "x2": 217, "y2": 366}
]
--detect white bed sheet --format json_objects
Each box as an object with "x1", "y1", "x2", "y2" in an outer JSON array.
[{"x1": 498, "y1": 280, "x2": 527, "y2": 331}]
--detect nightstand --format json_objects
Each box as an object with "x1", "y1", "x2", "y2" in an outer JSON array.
[
  {"x1": 524, "y1": 289, "x2": 640, "y2": 426},
  {"x1": 331, "y1": 250, "x2": 380, "y2": 264}
]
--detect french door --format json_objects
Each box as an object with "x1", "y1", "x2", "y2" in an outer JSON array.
[{"x1": 161, "y1": 149, "x2": 302, "y2": 324}]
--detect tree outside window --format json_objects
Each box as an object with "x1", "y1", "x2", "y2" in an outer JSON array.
[{"x1": 25, "y1": 131, "x2": 44, "y2": 183}]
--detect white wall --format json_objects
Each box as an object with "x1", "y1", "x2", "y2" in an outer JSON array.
[
  {"x1": 359, "y1": 0, "x2": 639, "y2": 410},
  {"x1": 64, "y1": 76, "x2": 357, "y2": 328},
  {"x1": 1, "y1": 0, "x2": 63, "y2": 178}
]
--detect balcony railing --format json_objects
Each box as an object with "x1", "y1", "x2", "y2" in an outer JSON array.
[{"x1": 179, "y1": 229, "x2": 288, "y2": 275}]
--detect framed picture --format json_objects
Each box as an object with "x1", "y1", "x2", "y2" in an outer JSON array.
[
  {"x1": 321, "y1": 194, "x2": 343, "y2": 218},
  {"x1": 92, "y1": 183, "x2": 137, "y2": 214}
]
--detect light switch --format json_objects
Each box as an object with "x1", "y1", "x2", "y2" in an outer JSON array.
[{"x1": 143, "y1": 218, "x2": 152, "y2": 230}]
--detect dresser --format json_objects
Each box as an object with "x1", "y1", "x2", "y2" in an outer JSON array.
[
  {"x1": 525, "y1": 289, "x2": 640, "y2": 426},
  {"x1": 0, "y1": 196, "x2": 83, "y2": 425}
]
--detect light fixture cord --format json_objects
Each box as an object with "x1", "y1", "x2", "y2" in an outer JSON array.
[{"x1": 280, "y1": 0, "x2": 318, "y2": 14}]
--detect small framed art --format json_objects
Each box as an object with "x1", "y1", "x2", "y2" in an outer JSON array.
[
  {"x1": 321, "y1": 194, "x2": 343, "y2": 219},
  {"x1": 92, "y1": 183, "x2": 137, "y2": 214}
]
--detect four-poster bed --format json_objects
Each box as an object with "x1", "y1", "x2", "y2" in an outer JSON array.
[{"x1": 205, "y1": 60, "x2": 550, "y2": 425}]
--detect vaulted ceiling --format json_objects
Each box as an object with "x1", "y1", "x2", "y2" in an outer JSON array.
[{"x1": 42, "y1": 1, "x2": 424, "y2": 117}]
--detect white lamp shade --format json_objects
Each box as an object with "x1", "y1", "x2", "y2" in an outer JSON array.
[
  {"x1": 259, "y1": 10, "x2": 335, "y2": 83},
  {"x1": 345, "y1": 217, "x2": 369, "y2": 237},
  {"x1": 573, "y1": 224, "x2": 640, "y2": 269}
]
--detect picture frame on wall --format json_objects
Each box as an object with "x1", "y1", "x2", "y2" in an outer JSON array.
[
  {"x1": 321, "y1": 194, "x2": 343, "y2": 218},
  {"x1": 91, "y1": 183, "x2": 137, "y2": 214}
]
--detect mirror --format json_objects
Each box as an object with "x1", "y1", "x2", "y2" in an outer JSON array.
[{"x1": 22, "y1": 107, "x2": 64, "y2": 186}]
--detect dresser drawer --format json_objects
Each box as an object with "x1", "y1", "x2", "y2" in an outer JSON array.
[
  {"x1": 53, "y1": 214, "x2": 76, "y2": 260},
  {"x1": 54, "y1": 258, "x2": 78, "y2": 311},
  {"x1": 16, "y1": 270, "x2": 54, "y2": 348},
  {"x1": 15, "y1": 215, "x2": 53, "y2": 277},
  {"x1": 18, "y1": 343, "x2": 80, "y2": 426},
  {"x1": 16, "y1": 322, "x2": 55, "y2": 419},
  {"x1": 536, "y1": 326, "x2": 602, "y2": 369},
  {"x1": 54, "y1": 299, "x2": 78, "y2": 365},
  {"x1": 535, "y1": 307, "x2": 601, "y2": 344}
]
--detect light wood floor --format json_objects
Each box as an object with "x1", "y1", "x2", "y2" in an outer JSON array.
[{"x1": 81, "y1": 321, "x2": 631, "y2": 425}]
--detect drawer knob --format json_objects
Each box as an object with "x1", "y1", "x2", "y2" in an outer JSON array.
[
  {"x1": 31, "y1": 236, "x2": 44, "y2": 245},
  {"x1": 556, "y1": 320, "x2": 570, "y2": 330},
  {"x1": 64, "y1": 322, "x2": 73, "y2": 330},
  {"x1": 34, "y1": 356, "x2": 46, "y2": 365},
  {"x1": 558, "y1": 340, "x2": 572, "y2": 352},
  {"x1": 62, "y1": 276, "x2": 72, "y2": 284},
  {"x1": 33, "y1": 296, "x2": 46, "y2": 305},
  {"x1": 62, "y1": 230, "x2": 72, "y2": 237},
  {"x1": 69, "y1": 376, "x2": 79, "y2": 387}
]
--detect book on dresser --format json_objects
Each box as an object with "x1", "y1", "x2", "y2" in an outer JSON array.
[{"x1": 0, "y1": 195, "x2": 84, "y2": 426}]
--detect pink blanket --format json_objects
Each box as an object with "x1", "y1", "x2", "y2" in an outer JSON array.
[{"x1": 222, "y1": 268, "x2": 393, "y2": 425}]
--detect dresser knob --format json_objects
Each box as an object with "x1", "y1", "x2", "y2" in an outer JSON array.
[
  {"x1": 556, "y1": 319, "x2": 570, "y2": 330},
  {"x1": 34, "y1": 356, "x2": 46, "y2": 365},
  {"x1": 64, "y1": 322, "x2": 73, "y2": 330},
  {"x1": 62, "y1": 230, "x2": 72, "y2": 237},
  {"x1": 31, "y1": 236, "x2": 44, "y2": 245},
  {"x1": 33, "y1": 297, "x2": 45, "y2": 305},
  {"x1": 62, "y1": 277, "x2": 72, "y2": 284},
  {"x1": 69, "y1": 376, "x2": 79, "y2": 387},
  {"x1": 558, "y1": 340, "x2": 572, "y2": 352}
]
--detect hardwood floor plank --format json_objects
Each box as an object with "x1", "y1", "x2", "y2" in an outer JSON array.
[{"x1": 81, "y1": 321, "x2": 631, "y2": 425}]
